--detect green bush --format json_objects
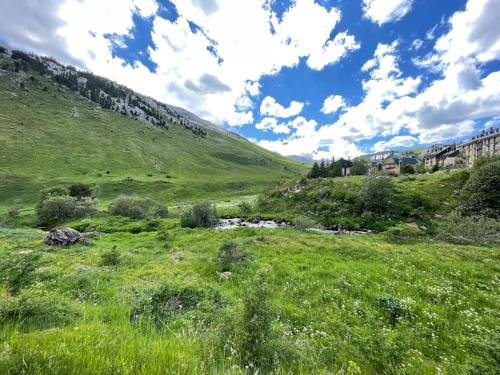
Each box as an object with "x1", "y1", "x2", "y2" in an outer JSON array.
[
  {"x1": 7, "y1": 204, "x2": 22, "y2": 219},
  {"x1": 101, "y1": 246, "x2": 122, "y2": 267},
  {"x1": 108, "y1": 195, "x2": 168, "y2": 219},
  {"x1": 436, "y1": 212, "x2": 500, "y2": 245},
  {"x1": 376, "y1": 295, "x2": 414, "y2": 326},
  {"x1": 180, "y1": 201, "x2": 218, "y2": 228},
  {"x1": 237, "y1": 201, "x2": 252, "y2": 216},
  {"x1": 241, "y1": 268, "x2": 273, "y2": 369},
  {"x1": 0, "y1": 291, "x2": 81, "y2": 329},
  {"x1": 39, "y1": 185, "x2": 69, "y2": 203},
  {"x1": 130, "y1": 283, "x2": 224, "y2": 328},
  {"x1": 293, "y1": 215, "x2": 318, "y2": 230},
  {"x1": 383, "y1": 223, "x2": 424, "y2": 243},
  {"x1": 359, "y1": 173, "x2": 394, "y2": 215},
  {"x1": 461, "y1": 161, "x2": 500, "y2": 218},
  {"x1": 69, "y1": 183, "x2": 100, "y2": 199},
  {"x1": 0, "y1": 252, "x2": 42, "y2": 295},
  {"x1": 400, "y1": 164, "x2": 416, "y2": 175},
  {"x1": 37, "y1": 196, "x2": 98, "y2": 226},
  {"x1": 216, "y1": 240, "x2": 252, "y2": 272}
]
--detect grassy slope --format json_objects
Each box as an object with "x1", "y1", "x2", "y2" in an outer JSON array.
[
  {"x1": 0, "y1": 223, "x2": 498, "y2": 374},
  {"x1": 0, "y1": 67, "x2": 305, "y2": 207}
]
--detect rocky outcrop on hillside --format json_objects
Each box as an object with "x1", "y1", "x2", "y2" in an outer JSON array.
[{"x1": 0, "y1": 48, "x2": 229, "y2": 139}]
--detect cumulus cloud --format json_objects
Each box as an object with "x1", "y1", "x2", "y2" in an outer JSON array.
[
  {"x1": 0, "y1": 0, "x2": 357, "y2": 127},
  {"x1": 255, "y1": 117, "x2": 291, "y2": 134},
  {"x1": 363, "y1": 0, "x2": 414, "y2": 25},
  {"x1": 321, "y1": 95, "x2": 345, "y2": 114},
  {"x1": 260, "y1": 96, "x2": 304, "y2": 118},
  {"x1": 306, "y1": 31, "x2": 360, "y2": 70},
  {"x1": 372, "y1": 135, "x2": 418, "y2": 152}
]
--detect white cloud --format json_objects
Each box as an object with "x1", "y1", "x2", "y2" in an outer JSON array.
[
  {"x1": 306, "y1": 31, "x2": 360, "y2": 70},
  {"x1": 363, "y1": 0, "x2": 414, "y2": 25},
  {"x1": 321, "y1": 95, "x2": 345, "y2": 114},
  {"x1": 2, "y1": 0, "x2": 357, "y2": 127},
  {"x1": 484, "y1": 116, "x2": 500, "y2": 129},
  {"x1": 255, "y1": 117, "x2": 291, "y2": 134},
  {"x1": 257, "y1": 116, "x2": 362, "y2": 160},
  {"x1": 410, "y1": 38, "x2": 423, "y2": 51},
  {"x1": 245, "y1": 80, "x2": 261, "y2": 96},
  {"x1": 260, "y1": 96, "x2": 304, "y2": 118},
  {"x1": 372, "y1": 135, "x2": 418, "y2": 152}
]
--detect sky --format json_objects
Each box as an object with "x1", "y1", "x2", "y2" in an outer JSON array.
[{"x1": 1, "y1": 0, "x2": 499, "y2": 160}]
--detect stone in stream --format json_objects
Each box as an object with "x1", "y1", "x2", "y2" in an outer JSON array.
[{"x1": 44, "y1": 227, "x2": 89, "y2": 246}]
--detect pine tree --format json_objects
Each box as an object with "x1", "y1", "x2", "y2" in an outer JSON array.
[
  {"x1": 319, "y1": 159, "x2": 327, "y2": 177},
  {"x1": 308, "y1": 162, "x2": 321, "y2": 179}
]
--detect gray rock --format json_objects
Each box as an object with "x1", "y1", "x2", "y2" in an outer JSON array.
[{"x1": 44, "y1": 227, "x2": 89, "y2": 246}]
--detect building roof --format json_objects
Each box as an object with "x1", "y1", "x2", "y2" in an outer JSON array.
[
  {"x1": 337, "y1": 158, "x2": 353, "y2": 168},
  {"x1": 386, "y1": 156, "x2": 418, "y2": 165}
]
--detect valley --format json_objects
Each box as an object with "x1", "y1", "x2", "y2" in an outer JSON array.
[{"x1": 0, "y1": 48, "x2": 498, "y2": 374}]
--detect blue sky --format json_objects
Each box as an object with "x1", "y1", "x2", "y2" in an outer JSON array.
[{"x1": 1, "y1": 0, "x2": 499, "y2": 159}]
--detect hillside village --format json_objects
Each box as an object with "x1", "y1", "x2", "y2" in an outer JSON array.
[{"x1": 310, "y1": 127, "x2": 500, "y2": 178}]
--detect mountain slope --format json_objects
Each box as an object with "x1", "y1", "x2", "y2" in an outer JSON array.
[{"x1": 0, "y1": 49, "x2": 305, "y2": 206}]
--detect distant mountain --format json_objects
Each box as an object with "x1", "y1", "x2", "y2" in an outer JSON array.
[
  {"x1": 0, "y1": 47, "x2": 305, "y2": 205},
  {"x1": 287, "y1": 155, "x2": 314, "y2": 164}
]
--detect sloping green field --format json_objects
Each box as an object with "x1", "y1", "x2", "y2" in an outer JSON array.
[{"x1": 0, "y1": 67, "x2": 304, "y2": 207}]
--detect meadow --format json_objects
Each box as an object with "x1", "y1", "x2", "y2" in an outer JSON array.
[{"x1": 0, "y1": 210, "x2": 498, "y2": 374}]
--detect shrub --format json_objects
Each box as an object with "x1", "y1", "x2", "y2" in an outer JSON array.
[
  {"x1": 37, "y1": 196, "x2": 98, "y2": 226},
  {"x1": 216, "y1": 240, "x2": 252, "y2": 272},
  {"x1": 351, "y1": 159, "x2": 369, "y2": 176},
  {"x1": 130, "y1": 283, "x2": 224, "y2": 327},
  {"x1": 416, "y1": 163, "x2": 428, "y2": 174},
  {"x1": 108, "y1": 195, "x2": 168, "y2": 219},
  {"x1": 359, "y1": 173, "x2": 394, "y2": 215},
  {"x1": 436, "y1": 212, "x2": 500, "y2": 245},
  {"x1": 241, "y1": 268, "x2": 273, "y2": 369},
  {"x1": 400, "y1": 164, "x2": 416, "y2": 175},
  {"x1": 0, "y1": 291, "x2": 80, "y2": 329},
  {"x1": 293, "y1": 215, "x2": 318, "y2": 230},
  {"x1": 237, "y1": 201, "x2": 252, "y2": 216},
  {"x1": 180, "y1": 201, "x2": 218, "y2": 228},
  {"x1": 383, "y1": 223, "x2": 424, "y2": 243},
  {"x1": 376, "y1": 295, "x2": 414, "y2": 326},
  {"x1": 69, "y1": 183, "x2": 100, "y2": 199},
  {"x1": 157, "y1": 225, "x2": 170, "y2": 241},
  {"x1": 101, "y1": 246, "x2": 122, "y2": 267},
  {"x1": 460, "y1": 161, "x2": 500, "y2": 218},
  {"x1": 39, "y1": 185, "x2": 69, "y2": 203},
  {"x1": 7, "y1": 204, "x2": 22, "y2": 219},
  {"x1": 0, "y1": 252, "x2": 42, "y2": 295}
]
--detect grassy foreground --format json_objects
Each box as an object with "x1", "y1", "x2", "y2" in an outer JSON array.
[{"x1": 0, "y1": 218, "x2": 498, "y2": 374}]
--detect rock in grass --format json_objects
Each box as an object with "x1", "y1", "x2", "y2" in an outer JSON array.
[{"x1": 44, "y1": 227, "x2": 89, "y2": 246}]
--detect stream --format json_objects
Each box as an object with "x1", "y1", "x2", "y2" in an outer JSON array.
[{"x1": 216, "y1": 218, "x2": 374, "y2": 235}]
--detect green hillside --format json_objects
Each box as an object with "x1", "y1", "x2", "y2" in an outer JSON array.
[{"x1": 0, "y1": 54, "x2": 305, "y2": 207}]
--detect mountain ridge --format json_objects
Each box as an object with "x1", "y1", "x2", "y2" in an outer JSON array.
[{"x1": 0, "y1": 47, "x2": 305, "y2": 206}]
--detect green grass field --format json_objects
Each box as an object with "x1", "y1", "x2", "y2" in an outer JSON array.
[
  {"x1": 1, "y1": 53, "x2": 499, "y2": 374},
  {"x1": 0, "y1": 64, "x2": 305, "y2": 208},
  {"x1": 0, "y1": 219, "x2": 498, "y2": 374}
]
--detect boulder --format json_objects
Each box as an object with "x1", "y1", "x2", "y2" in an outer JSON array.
[{"x1": 44, "y1": 227, "x2": 89, "y2": 246}]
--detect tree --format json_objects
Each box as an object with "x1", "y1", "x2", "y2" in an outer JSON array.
[
  {"x1": 328, "y1": 161, "x2": 342, "y2": 178},
  {"x1": 461, "y1": 161, "x2": 500, "y2": 218},
  {"x1": 359, "y1": 173, "x2": 395, "y2": 215},
  {"x1": 400, "y1": 164, "x2": 416, "y2": 175},
  {"x1": 416, "y1": 163, "x2": 427, "y2": 174},
  {"x1": 308, "y1": 162, "x2": 321, "y2": 179},
  {"x1": 351, "y1": 159, "x2": 369, "y2": 176},
  {"x1": 319, "y1": 159, "x2": 327, "y2": 177}
]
